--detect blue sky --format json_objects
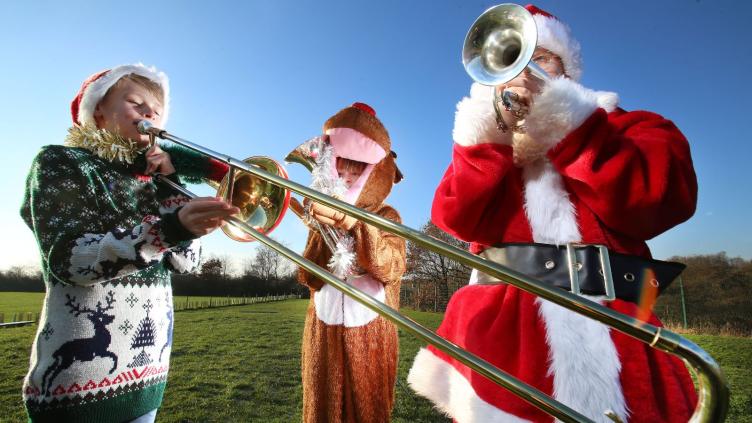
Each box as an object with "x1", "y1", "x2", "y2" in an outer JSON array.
[{"x1": 1, "y1": 0, "x2": 750, "y2": 273}]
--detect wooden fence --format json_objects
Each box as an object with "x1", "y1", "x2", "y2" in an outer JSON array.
[
  {"x1": 0, "y1": 294, "x2": 301, "y2": 328},
  {"x1": 173, "y1": 294, "x2": 300, "y2": 312}
]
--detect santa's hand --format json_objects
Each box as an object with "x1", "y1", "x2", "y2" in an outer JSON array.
[
  {"x1": 495, "y1": 69, "x2": 545, "y2": 130},
  {"x1": 309, "y1": 202, "x2": 357, "y2": 231},
  {"x1": 144, "y1": 143, "x2": 176, "y2": 176}
]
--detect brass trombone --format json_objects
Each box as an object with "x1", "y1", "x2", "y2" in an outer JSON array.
[{"x1": 138, "y1": 120, "x2": 727, "y2": 422}]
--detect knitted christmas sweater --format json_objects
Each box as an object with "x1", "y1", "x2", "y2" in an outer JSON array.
[{"x1": 20, "y1": 139, "x2": 206, "y2": 423}]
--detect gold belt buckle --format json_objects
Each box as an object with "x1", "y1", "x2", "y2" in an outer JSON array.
[{"x1": 565, "y1": 243, "x2": 615, "y2": 301}]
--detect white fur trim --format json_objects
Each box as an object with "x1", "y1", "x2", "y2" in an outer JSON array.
[
  {"x1": 536, "y1": 298, "x2": 628, "y2": 423},
  {"x1": 78, "y1": 63, "x2": 170, "y2": 127},
  {"x1": 520, "y1": 79, "x2": 619, "y2": 244},
  {"x1": 313, "y1": 274, "x2": 384, "y2": 327},
  {"x1": 525, "y1": 77, "x2": 617, "y2": 152},
  {"x1": 408, "y1": 348, "x2": 533, "y2": 423},
  {"x1": 533, "y1": 14, "x2": 582, "y2": 81},
  {"x1": 453, "y1": 83, "x2": 510, "y2": 147},
  {"x1": 595, "y1": 90, "x2": 619, "y2": 113},
  {"x1": 522, "y1": 160, "x2": 581, "y2": 245}
]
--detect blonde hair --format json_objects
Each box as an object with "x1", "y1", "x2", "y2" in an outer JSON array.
[
  {"x1": 104, "y1": 73, "x2": 164, "y2": 104},
  {"x1": 336, "y1": 157, "x2": 367, "y2": 174}
]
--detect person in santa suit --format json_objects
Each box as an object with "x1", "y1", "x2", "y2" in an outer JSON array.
[{"x1": 407, "y1": 4, "x2": 698, "y2": 423}]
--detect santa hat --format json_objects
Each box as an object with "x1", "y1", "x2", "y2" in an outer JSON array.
[
  {"x1": 71, "y1": 63, "x2": 170, "y2": 127},
  {"x1": 526, "y1": 4, "x2": 583, "y2": 81}
]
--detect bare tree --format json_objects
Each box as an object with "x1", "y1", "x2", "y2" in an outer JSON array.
[
  {"x1": 3, "y1": 265, "x2": 40, "y2": 278},
  {"x1": 241, "y1": 256, "x2": 257, "y2": 278},
  {"x1": 251, "y1": 241, "x2": 295, "y2": 281},
  {"x1": 404, "y1": 221, "x2": 472, "y2": 311}
]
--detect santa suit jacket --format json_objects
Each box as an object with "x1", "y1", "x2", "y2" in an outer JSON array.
[{"x1": 408, "y1": 77, "x2": 698, "y2": 423}]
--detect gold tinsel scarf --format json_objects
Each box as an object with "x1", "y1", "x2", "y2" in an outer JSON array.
[{"x1": 65, "y1": 125, "x2": 145, "y2": 164}]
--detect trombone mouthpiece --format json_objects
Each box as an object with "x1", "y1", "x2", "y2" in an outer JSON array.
[{"x1": 137, "y1": 120, "x2": 154, "y2": 135}]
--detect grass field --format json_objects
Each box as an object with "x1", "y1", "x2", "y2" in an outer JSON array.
[
  {"x1": 1, "y1": 299, "x2": 749, "y2": 422},
  {"x1": 0, "y1": 292, "x2": 283, "y2": 322},
  {"x1": 0, "y1": 292, "x2": 44, "y2": 317}
]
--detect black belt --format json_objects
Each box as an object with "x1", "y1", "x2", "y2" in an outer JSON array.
[{"x1": 475, "y1": 243, "x2": 685, "y2": 304}]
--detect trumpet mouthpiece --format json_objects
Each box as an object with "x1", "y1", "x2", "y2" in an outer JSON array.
[{"x1": 137, "y1": 120, "x2": 154, "y2": 135}]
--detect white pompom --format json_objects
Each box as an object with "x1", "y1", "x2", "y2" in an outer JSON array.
[{"x1": 328, "y1": 235, "x2": 355, "y2": 278}]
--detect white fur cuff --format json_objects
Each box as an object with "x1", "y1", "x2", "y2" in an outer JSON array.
[
  {"x1": 525, "y1": 77, "x2": 618, "y2": 152},
  {"x1": 453, "y1": 83, "x2": 510, "y2": 147}
]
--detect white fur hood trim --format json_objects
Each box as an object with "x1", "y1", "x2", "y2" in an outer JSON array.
[
  {"x1": 533, "y1": 13, "x2": 582, "y2": 81},
  {"x1": 525, "y1": 77, "x2": 618, "y2": 152}
]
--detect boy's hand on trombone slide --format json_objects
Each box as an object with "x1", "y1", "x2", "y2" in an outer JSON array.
[{"x1": 178, "y1": 197, "x2": 240, "y2": 237}]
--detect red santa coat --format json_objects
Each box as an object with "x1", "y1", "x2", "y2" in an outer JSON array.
[{"x1": 408, "y1": 77, "x2": 698, "y2": 422}]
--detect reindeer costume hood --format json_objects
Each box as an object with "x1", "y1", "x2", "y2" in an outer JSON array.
[
  {"x1": 322, "y1": 102, "x2": 402, "y2": 209},
  {"x1": 298, "y1": 102, "x2": 406, "y2": 423}
]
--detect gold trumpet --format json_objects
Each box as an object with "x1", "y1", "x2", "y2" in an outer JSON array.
[{"x1": 138, "y1": 120, "x2": 727, "y2": 422}]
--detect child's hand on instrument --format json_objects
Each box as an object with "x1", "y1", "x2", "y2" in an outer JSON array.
[
  {"x1": 144, "y1": 143, "x2": 176, "y2": 176},
  {"x1": 288, "y1": 197, "x2": 306, "y2": 219},
  {"x1": 307, "y1": 200, "x2": 357, "y2": 231},
  {"x1": 178, "y1": 197, "x2": 240, "y2": 236}
]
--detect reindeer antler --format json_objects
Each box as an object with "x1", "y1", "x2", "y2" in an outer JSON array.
[
  {"x1": 65, "y1": 291, "x2": 116, "y2": 316},
  {"x1": 96, "y1": 291, "x2": 116, "y2": 314},
  {"x1": 64, "y1": 294, "x2": 92, "y2": 316}
]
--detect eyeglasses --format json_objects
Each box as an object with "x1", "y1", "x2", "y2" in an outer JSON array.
[
  {"x1": 532, "y1": 53, "x2": 558, "y2": 66},
  {"x1": 531, "y1": 52, "x2": 564, "y2": 76}
]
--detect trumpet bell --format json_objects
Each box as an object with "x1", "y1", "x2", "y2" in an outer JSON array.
[
  {"x1": 216, "y1": 156, "x2": 290, "y2": 242},
  {"x1": 462, "y1": 3, "x2": 538, "y2": 86}
]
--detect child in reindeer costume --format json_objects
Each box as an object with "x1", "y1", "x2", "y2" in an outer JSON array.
[
  {"x1": 297, "y1": 102, "x2": 406, "y2": 423},
  {"x1": 408, "y1": 4, "x2": 698, "y2": 423}
]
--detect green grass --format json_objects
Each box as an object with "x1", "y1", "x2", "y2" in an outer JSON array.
[
  {"x1": 0, "y1": 292, "x2": 44, "y2": 317},
  {"x1": 0, "y1": 292, "x2": 284, "y2": 322},
  {"x1": 1, "y1": 300, "x2": 749, "y2": 422},
  {"x1": 686, "y1": 335, "x2": 752, "y2": 421}
]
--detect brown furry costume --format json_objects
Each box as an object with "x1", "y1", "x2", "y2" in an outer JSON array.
[{"x1": 298, "y1": 104, "x2": 406, "y2": 423}]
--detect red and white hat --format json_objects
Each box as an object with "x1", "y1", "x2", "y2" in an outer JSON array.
[
  {"x1": 526, "y1": 4, "x2": 583, "y2": 81},
  {"x1": 70, "y1": 63, "x2": 170, "y2": 127}
]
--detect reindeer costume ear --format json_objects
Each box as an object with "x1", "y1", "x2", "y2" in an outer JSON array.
[{"x1": 390, "y1": 151, "x2": 403, "y2": 184}]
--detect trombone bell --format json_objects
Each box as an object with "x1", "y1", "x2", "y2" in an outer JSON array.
[{"x1": 216, "y1": 157, "x2": 290, "y2": 242}]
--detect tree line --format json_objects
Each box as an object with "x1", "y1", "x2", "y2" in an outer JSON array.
[
  {"x1": 2, "y1": 224, "x2": 750, "y2": 334},
  {"x1": 0, "y1": 244, "x2": 309, "y2": 299}
]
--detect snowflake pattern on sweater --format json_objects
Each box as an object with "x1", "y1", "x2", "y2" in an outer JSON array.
[{"x1": 20, "y1": 144, "x2": 200, "y2": 423}]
